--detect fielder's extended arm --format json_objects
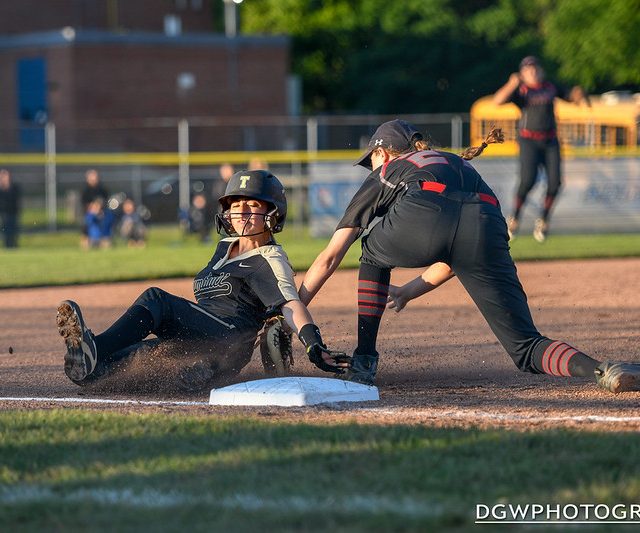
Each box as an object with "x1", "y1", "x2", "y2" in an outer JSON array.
[
  {"x1": 299, "y1": 227, "x2": 360, "y2": 306},
  {"x1": 387, "y1": 262, "x2": 455, "y2": 312}
]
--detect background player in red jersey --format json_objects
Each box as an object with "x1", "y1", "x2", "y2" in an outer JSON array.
[
  {"x1": 57, "y1": 170, "x2": 346, "y2": 392},
  {"x1": 493, "y1": 55, "x2": 590, "y2": 242},
  {"x1": 299, "y1": 119, "x2": 640, "y2": 394}
]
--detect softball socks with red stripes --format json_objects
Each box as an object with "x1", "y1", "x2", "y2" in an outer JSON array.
[
  {"x1": 356, "y1": 263, "x2": 391, "y2": 356},
  {"x1": 541, "y1": 194, "x2": 557, "y2": 222},
  {"x1": 535, "y1": 340, "x2": 599, "y2": 377}
]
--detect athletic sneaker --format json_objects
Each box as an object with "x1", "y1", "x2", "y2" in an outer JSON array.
[
  {"x1": 506, "y1": 216, "x2": 519, "y2": 241},
  {"x1": 343, "y1": 352, "x2": 378, "y2": 386},
  {"x1": 533, "y1": 218, "x2": 548, "y2": 243},
  {"x1": 595, "y1": 361, "x2": 640, "y2": 394},
  {"x1": 56, "y1": 300, "x2": 98, "y2": 382}
]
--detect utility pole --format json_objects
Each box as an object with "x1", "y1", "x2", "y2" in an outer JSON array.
[{"x1": 223, "y1": 0, "x2": 243, "y2": 38}]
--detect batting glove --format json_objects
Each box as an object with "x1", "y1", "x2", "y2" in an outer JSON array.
[{"x1": 298, "y1": 324, "x2": 351, "y2": 374}]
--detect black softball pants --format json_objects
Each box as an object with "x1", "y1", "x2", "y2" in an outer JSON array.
[
  {"x1": 88, "y1": 287, "x2": 255, "y2": 383},
  {"x1": 361, "y1": 189, "x2": 554, "y2": 373},
  {"x1": 517, "y1": 137, "x2": 562, "y2": 206}
]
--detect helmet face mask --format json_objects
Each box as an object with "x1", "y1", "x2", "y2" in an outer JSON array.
[
  {"x1": 216, "y1": 170, "x2": 287, "y2": 236},
  {"x1": 217, "y1": 205, "x2": 278, "y2": 237}
]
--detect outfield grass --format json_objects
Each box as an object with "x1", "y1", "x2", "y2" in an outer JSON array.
[
  {"x1": 0, "y1": 226, "x2": 361, "y2": 288},
  {"x1": 2, "y1": 226, "x2": 640, "y2": 288},
  {"x1": 1, "y1": 410, "x2": 639, "y2": 531}
]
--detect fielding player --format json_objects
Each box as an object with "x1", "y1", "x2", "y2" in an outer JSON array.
[
  {"x1": 299, "y1": 119, "x2": 640, "y2": 393},
  {"x1": 493, "y1": 55, "x2": 590, "y2": 242},
  {"x1": 57, "y1": 170, "x2": 347, "y2": 392}
]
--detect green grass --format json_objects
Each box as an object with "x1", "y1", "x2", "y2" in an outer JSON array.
[
  {"x1": 507, "y1": 233, "x2": 640, "y2": 261},
  {"x1": 0, "y1": 226, "x2": 362, "y2": 288},
  {"x1": 1, "y1": 410, "x2": 639, "y2": 531},
  {"x1": 2, "y1": 226, "x2": 640, "y2": 288},
  {"x1": 20, "y1": 207, "x2": 71, "y2": 228}
]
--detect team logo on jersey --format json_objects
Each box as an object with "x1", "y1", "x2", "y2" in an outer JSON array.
[
  {"x1": 239, "y1": 175, "x2": 251, "y2": 189},
  {"x1": 193, "y1": 272, "x2": 233, "y2": 298}
]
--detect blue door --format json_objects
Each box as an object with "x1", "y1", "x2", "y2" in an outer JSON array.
[{"x1": 16, "y1": 57, "x2": 48, "y2": 150}]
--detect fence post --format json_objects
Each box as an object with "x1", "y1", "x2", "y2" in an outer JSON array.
[
  {"x1": 451, "y1": 115, "x2": 463, "y2": 150},
  {"x1": 178, "y1": 119, "x2": 190, "y2": 216},
  {"x1": 306, "y1": 117, "x2": 318, "y2": 153},
  {"x1": 45, "y1": 122, "x2": 57, "y2": 231},
  {"x1": 132, "y1": 165, "x2": 143, "y2": 205},
  {"x1": 303, "y1": 117, "x2": 318, "y2": 236}
]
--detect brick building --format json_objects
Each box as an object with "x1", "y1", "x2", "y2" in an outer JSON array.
[{"x1": 0, "y1": 0, "x2": 291, "y2": 151}]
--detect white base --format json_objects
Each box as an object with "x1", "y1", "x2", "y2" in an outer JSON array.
[{"x1": 209, "y1": 376, "x2": 379, "y2": 407}]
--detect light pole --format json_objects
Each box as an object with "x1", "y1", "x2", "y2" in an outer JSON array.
[{"x1": 223, "y1": 0, "x2": 243, "y2": 38}]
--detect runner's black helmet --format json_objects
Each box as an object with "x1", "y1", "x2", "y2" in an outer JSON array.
[{"x1": 216, "y1": 170, "x2": 287, "y2": 235}]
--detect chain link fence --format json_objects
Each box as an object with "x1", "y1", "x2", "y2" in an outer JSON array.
[{"x1": 0, "y1": 113, "x2": 469, "y2": 231}]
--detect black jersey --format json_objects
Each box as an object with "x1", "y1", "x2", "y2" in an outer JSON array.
[
  {"x1": 193, "y1": 237, "x2": 299, "y2": 331},
  {"x1": 508, "y1": 81, "x2": 569, "y2": 135},
  {"x1": 337, "y1": 150, "x2": 496, "y2": 233}
]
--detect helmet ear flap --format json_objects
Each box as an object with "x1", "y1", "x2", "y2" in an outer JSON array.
[{"x1": 264, "y1": 207, "x2": 278, "y2": 232}]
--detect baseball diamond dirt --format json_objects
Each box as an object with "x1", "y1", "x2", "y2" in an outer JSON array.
[{"x1": 1, "y1": 258, "x2": 639, "y2": 430}]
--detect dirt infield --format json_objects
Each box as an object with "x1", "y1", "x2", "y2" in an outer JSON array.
[{"x1": 2, "y1": 258, "x2": 640, "y2": 430}]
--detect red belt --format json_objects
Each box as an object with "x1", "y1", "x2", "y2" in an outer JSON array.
[
  {"x1": 420, "y1": 181, "x2": 499, "y2": 207},
  {"x1": 519, "y1": 128, "x2": 557, "y2": 140}
]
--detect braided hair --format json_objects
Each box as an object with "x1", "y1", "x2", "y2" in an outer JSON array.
[{"x1": 384, "y1": 126, "x2": 504, "y2": 161}]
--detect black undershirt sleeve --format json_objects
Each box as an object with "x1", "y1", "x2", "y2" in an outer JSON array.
[{"x1": 335, "y1": 176, "x2": 383, "y2": 234}]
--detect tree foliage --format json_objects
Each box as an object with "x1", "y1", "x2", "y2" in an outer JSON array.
[
  {"x1": 543, "y1": 0, "x2": 640, "y2": 89},
  {"x1": 240, "y1": 0, "x2": 639, "y2": 113}
]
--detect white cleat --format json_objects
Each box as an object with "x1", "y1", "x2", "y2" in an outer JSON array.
[{"x1": 533, "y1": 218, "x2": 548, "y2": 243}]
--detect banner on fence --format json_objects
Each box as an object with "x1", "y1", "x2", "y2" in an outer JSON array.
[{"x1": 308, "y1": 157, "x2": 640, "y2": 237}]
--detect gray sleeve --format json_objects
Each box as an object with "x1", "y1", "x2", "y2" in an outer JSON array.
[{"x1": 247, "y1": 248, "x2": 299, "y2": 308}]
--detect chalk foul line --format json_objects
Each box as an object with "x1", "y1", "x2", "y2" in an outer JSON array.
[
  {"x1": 1, "y1": 396, "x2": 640, "y2": 424},
  {"x1": 0, "y1": 486, "x2": 442, "y2": 516}
]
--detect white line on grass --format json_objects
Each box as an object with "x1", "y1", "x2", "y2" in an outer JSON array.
[{"x1": 0, "y1": 486, "x2": 444, "y2": 517}]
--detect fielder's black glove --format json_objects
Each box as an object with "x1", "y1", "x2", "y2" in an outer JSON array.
[{"x1": 298, "y1": 324, "x2": 351, "y2": 374}]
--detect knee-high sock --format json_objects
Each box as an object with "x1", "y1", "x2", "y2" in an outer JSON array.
[
  {"x1": 512, "y1": 197, "x2": 525, "y2": 220},
  {"x1": 356, "y1": 263, "x2": 390, "y2": 355},
  {"x1": 535, "y1": 340, "x2": 599, "y2": 377},
  {"x1": 94, "y1": 304, "x2": 154, "y2": 359},
  {"x1": 541, "y1": 194, "x2": 556, "y2": 221}
]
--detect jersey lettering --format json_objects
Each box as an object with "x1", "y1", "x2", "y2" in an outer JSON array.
[
  {"x1": 193, "y1": 271, "x2": 233, "y2": 298},
  {"x1": 402, "y1": 151, "x2": 450, "y2": 169}
]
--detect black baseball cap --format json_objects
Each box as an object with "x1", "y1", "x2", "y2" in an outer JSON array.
[
  {"x1": 519, "y1": 55, "x2": 540, "y2": 69},
  {"x1": 354, "y1": 119, "x2": 423, "y2": 169}
]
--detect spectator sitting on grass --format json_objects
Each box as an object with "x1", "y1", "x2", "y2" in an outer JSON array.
[
  {"x1": 80, "y1": 169, "x2": 109, "y2": 248},
  {"x1": 85, "y1": 198, "x2": 115, "y2": 249},
  {"x1": 183, "y1": 193, "x2": 214, "y2": 243},
  {"x1": 118, "y1": 198, "x2": 147, "y2": 248}
]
